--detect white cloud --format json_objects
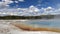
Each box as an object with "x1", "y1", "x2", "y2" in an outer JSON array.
[
  {"x1": 29, "y1": 5, "x2": 40, "y2": 12},
  {"x1": 0, "y1": 0, "x2": 25, "y2": 8},
  {"x1": 0, "y1": 0, "x2": 14, "y2": 8},
  {"x1": 5, "y1": 4, "x2": 10, "y2": 7},
  {"x1": 44, "y1": 7, "x2": 53, "y2": 11},
  {"x1": 0, "y1": 5, "x2": 40, "y2": 16},
  {"x1": 18, "y1": 0, "x2": 24, "y2": 2},
  {"x1": 1, "y1": 0, "x2": 12, "y2": 4},
  {"x1": 9, "y1": 1, "x2": 14, "y2": 4},
  {"x1": 15, "y1": 1, "x2": 19, "y2": 3},
  {"x1": 0, "y1": 4, "x2": 60, "y2": 16}
]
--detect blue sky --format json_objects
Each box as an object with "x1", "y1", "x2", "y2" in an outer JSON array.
[
  {"x1": 0, "y1": 0, "x2": 60, "y2": 16},
  {"x1": 0, "y1": 0, "x2": 59, "y2": 8},
  {"x1": 9, "y1": 0, "x2": 60, "y2": 8}
]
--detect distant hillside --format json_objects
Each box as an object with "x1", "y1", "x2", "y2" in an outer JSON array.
[
  {"x1": 0, "y1": 15, "x2": 55, "y2": 19},
  {"x1": 54, "y1": 15, "x2": 60, "y2": 19}
]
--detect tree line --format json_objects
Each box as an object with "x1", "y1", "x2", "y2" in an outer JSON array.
[{"x1": 0, "y1": 15, "x2": 55, "y2": 19}]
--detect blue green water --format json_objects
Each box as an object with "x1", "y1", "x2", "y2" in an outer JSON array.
[{"x1": 24, "y1": 20, "x2": 60, "y2": 28}]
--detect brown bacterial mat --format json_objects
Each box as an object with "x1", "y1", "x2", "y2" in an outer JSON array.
[{"x1": 11, "y1": 23, "x2": 60, "y2": 32}]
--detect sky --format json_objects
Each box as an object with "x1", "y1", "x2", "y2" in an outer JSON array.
[
  {"x1": 0, "y1": 0, "x2": 60, "y2": 8},
  {"x1": 0, "y1": 0, "x2": 60, "y2": 16},
  {"x1": 2, "y1": 0, "x2": 60, "y2": 8}
]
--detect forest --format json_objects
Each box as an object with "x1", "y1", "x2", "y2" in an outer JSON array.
[{"x1": 0, "y1": 15, "x2": 55, "y2": 19}]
